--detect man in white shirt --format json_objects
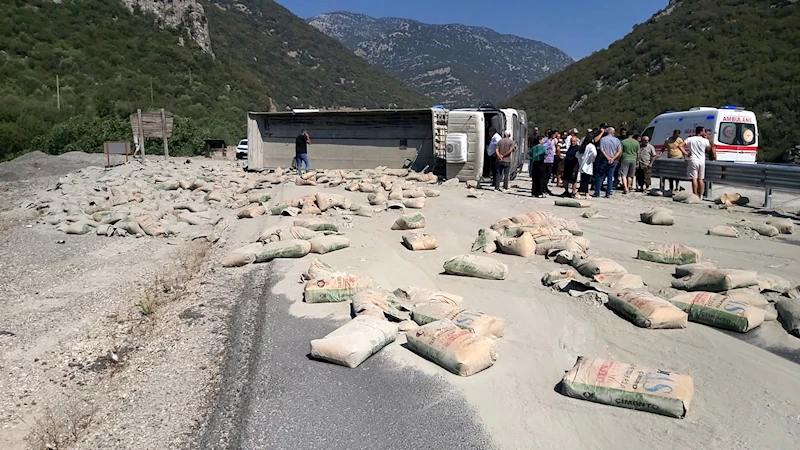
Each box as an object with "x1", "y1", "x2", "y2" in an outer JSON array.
[
  {"x1": 486, "y1": 127, "x2": 502, "y2": 188},
  {"x1": 683, "y1": 126, "x2": 716, "y2": 198}
]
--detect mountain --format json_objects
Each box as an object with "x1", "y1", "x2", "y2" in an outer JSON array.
[
  {"x1": 0, "y1": 0, "x2": 429, "y2": 161},
  {"x1": 505, "y1": 0, "x2": 800, "y2": 162},
  {"x1": 308, "y1": 12, "x2": 573, "y2": 108}
]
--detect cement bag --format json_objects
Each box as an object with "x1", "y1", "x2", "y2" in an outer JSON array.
[
  {"x1": 295, "y1": 177, "x2": 317, "y2": 186},
  {"x1": 274, "y1": 226, "x2": 318, "y2": 242},
  {"x1": 352, "y1": 289, "x2": 408, "y2": 321},
  {"x1": 64, "y1": 222, "x2": 93, "y2": 235},
  {"x1": 173, "y1": 204, "x2": 207, "y2": 213},
  {"x1": 388, "y1": 186, "x2": 403, "y2": 201},
  {"x1": 254, "y1": 239, "x2": 312, "y2": 263},
  {"x1": 671, "y1": 269, "x2": 758, "y2": 292},
  {"x1": 280, "y1": 207, "x2": 301, "y2": 216},
  {"x1": 404, "y1": 188, "x2": 426, "y2": 198},
  {"x1": 349, "y1": 203, "x2": 373, "y2": 217},
  {"x1": 607, "y1": 291, "x2": 688, "y2": 329},
  {"x1": 248, "y1": 192, "x2": 272, "y2": 204},
  {"x1": 443, "y1": 254, "x2": 509, "y2": 280},
  {"x1": 310, "y1": 316, "x2": 398, "y2": 368},
  {"x1": 300, "y1": 200, "x2": 322, "y2": 215},
  {"x1": 715, "y1": 192, "x2": 741, "y2": 206},
  {"x1": 237, "y1": 205, "x2": 266, "y2": 219},
  {"x1": 491, "y1": 218, "x2": 516, "y2": 230},
  {"x1": 735, "y1": 221, "x2": 780, "y2": 237},
  {"x1": 411, "y1": 303, "x2": 504, "y2": 338},
  {"x1": 306, "y1": 258, "x2": 337, "y2": 280},
  {"x1": 300, "y1": 171, "x2": 317, "y2": 180},
  {"x1": 422, "y1": 188, "x2": 440, "y2": 197},
  {"x1": 525, "y1": 226, "x2": 571, "y2": 241},
  {"x1": 190, "y1": 179, "x2": 206, "y2": 190},
  {"x1": 156, "y1": 180, "x2": 180, "y2": 190},
  {"x1": 383, "y1": 168, "x2": 409, "y2": 177},
  {"x1": 401, "y1": 197, "x2": 425, "y2": 209},
  {"x1": 115, "y1": 220, "x2": 145, "y2": 236},
  {"x1": 637, "y1": 244, "x2": 701, "y2": 265},
  {"x1": 724, "y1": 287, "x2": 769, "y2": 308},
  {"x1": 640, "y1": 208, "x2": 674, "y2": 226},
  {"x1": 561, "y1": 356, "x2": 694, "y2": 419},
  {"x1": 392, "y1": 287, "x2": 463, "y2": 311},
  {"x1": 392, "y1": 213, "x2": 426, "y2": 230},
  {"x1": 669, "y1": 292, "x2": 765, "y2": 332},
  {"x1": 542, "y1": 268, "x2": 579, "y2": 286},
  {"x1": 222, "y1": 243, "x2": 264, "y2": 267},
  {"x1": 402, "y1": 233, "x2": 439, "y2": 251},
  {"x1": 776, "y1": 298, "x2": 800, "y2": 338},
  {"x1": 358, "y1": 183, "x2": 379, "y2": 193},
  {"x1": 674, "y1": 262, "x2": 717, "y2": 278},
  {"x1": 269, "y1": 204, "x2": 292, "y2": 215},
  {"x1": 707, "y1": 225, "x2": 739, "y2": 238},
  {"x1": 767, "y1": 218, "x2": 794, "y2": 235},
  {"x1": 294, "y1": 218, "x2": 338, "y2": 232},
  {"x1": 310, "y1": 235, "x2": 350, "y2": 254},
  {"x1": 571, "y1": 255, "x2": 627, "y2": 277},
  {"x1": 471, "y1": 228, "x2": 500, "y2": 253},
  {"x1": 368, "y1": 193, "x2": 387, "y2": 206},
  {"x1": 672, "y1": 191, "x2": 693, "y2": 202},
  {"x1": 757, "y1": 273, "x2": 792, "y2": 294},
  {"x1": 135, "y1": 215, "x2": 167, "y2": 236},
  {"x1": 510, "y1": 211, "x2": 556, "y2": 225},
  {"x1": 304, "y1": 274, "x2": 375, "y2": 303},
  {"x1": 495, "y1": 232, "x2": 536, "y2": 258},
  {"x1": 535, "y1": 238, "x2": 587, "y2": 256},
  {"x1": 406, "y1": 320, "x2": 498, "y2": 377},
  {"x1": 554, "y1": 199, "x2": 591, "y2": 208},
  {"x1": 594, "y1": 273, "x2": 646, "y2": 291}
]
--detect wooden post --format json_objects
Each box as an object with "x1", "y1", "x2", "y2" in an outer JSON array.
[
  {"x1": 56, "y1": 75, "x2": 61, "y2": 111},
  {"x1": 161, "y1": 108, "x2": 169, "y2": 159},
  {"x1": 137, "y1": 108, "x2": 146, "y2": 158}
]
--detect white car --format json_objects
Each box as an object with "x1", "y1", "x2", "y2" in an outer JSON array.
[{"x1": 236, "y1": 139, "x2": 248, "y2": 160}]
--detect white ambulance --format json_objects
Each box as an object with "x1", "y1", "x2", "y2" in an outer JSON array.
[{"x1": 642, "y1": 106, "x2": 758, "y2": 163}]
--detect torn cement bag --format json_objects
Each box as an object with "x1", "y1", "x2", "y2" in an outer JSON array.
[
  {"x1": 391, "y1": 213, "x2": 426, "y2": 230},
  {"x1": 254, "y1": 239, "x2": 312, "y2": 263},
  {"x1": 510, "y1": 211, "x2": 556, "y2": 225},
  {"x1": 491, "y1": 218, "x2": 516, "y2": 231},
  {"x1": 422, "y1": 188, "x2": 441, "y2": 197},
  {"x1": 402, "y1": 233, "x2": 438, "y2": 251},
  {"x1": 300, "y1": 200, "x2": 322, "y2": 215},
  {"x1": 406, "y1": 320, "x2": 498, "y2": 377},
  {"x1": 471, "y1": 228, "x2": 500, "y2": 253},
  {"x1": 729, "y1": 220, "x2": 779, "y2": 237},
  {"x1": 757, "y1": 273, "x2": 792, "y2": 294},
  {"x1": 64, "y1": 222, "x2": 93, "y2": 235},
  {"x1": 247, "y1": 192, "x2": 272, "y2": 204},
  {"x1": 671, "y1": 269, "x2": 758, "y2": 292},
  {"x1": 280, "y1": 207, "x2": 301, "y2": 216},
  {"x1": 305, "y1": 258, "x2": 338, "y2": 280},
  {"x1": 715, "y1": 192, "x2": 741, "y2": 206},
  {"x1": 368, "y1": 193, "x2": 387, "y2": 206},
  {"x1": 222, "y1": 243, "x2": 264, "y2": 267},
  {"x1": 776, "y1": 298, "x2": 800, "y2": 338},
  {"x1": 571, "y1": 255, "x2": 627, "y2": 277},
  {"x1": 309, "y1": 235, "x2": 350, "y2": 254},
  {"x1": 273, "y1": 226, "x2": 319, "y2": 242},
  {"x1": 310, "y1": 316, "x2": 398, "y2": 368},
  {"x1": 495, "y1": 232, "x2": 536, "y2": 258},
  {"x1": 669, "y1": 292, "x2": 765, "y2": 332},
  {"x1": 115, "y1": 220, "x2": 145, "y2": 236},
  {"x1": 561, "y1": 356, "x2": 694, "y2": 419},
  {"x1": 674, "y1": 262, "x2": 717, "y2": 278},
  {"x1": 401, "y1": 197, "x2": 425, "y2": 209},
  {"x1": 135, "y1": 215, "x2": 167, "y2": 236},
  {"x1": 542, "y1": 268, "x2": 580, "y2": 286},
  {"x1": 554, "y1": 199, "x2": 591, "y2": 208},
  {"x1": 707, "y1": 225, "x2": 739, "y2": 237},
  {"x1": 392, "y1": 287, "x2": 463, "y2": 311},
  {"x1": 349, "y1": 203, "x2": 373, "y2": 217},
  {"x1": 594, "y1": 273, "x2": 646, "y2": 291},
  {"x1": 535, "y1": 237, "x2": 588, "y2": 256},
  {"x1": 766, "y1": 218, "x2": 794, "y2": 235},
  {"x1": 411, "y1": 303, "x2": 504, "y2": 338},
  {"x1": 351, "y1": 289, "x2": 409, "y2": 321},
  {"x1": 607, "y1": 291, "x2": 688, "y2": 329},
  {"x1": 294, "y1": 218, "x2": 339, "y2": 232},
  {"x1": 304, "y1": 274, "x2": 375, "y2": 303},
  {"x1": 443, "y1": 254, "x2": 509, "y2": 280},
  {"x1": 640, "y1": 208, "x2": 674, "y2": 226},
  {"x1": 724, "y1": 287, "x2": 769, "y2": 308},
  {"x1": 237, "y1": 205, "x2": 266, "y2": 219},
  {"x1": 315, "y1": 192, "x2": 347, "y2": 211},
  {"x1": 637, "y1": 244, "x2": 701, "y2": 265}
]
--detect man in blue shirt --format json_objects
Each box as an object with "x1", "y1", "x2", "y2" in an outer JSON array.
[{"x1": 593, "y1": 127, "x2": 622, "y2": 198}]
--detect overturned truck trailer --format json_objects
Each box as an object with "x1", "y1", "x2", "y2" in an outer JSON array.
[{"x1": 247, "y1": 109, "x2": 448, "y2": 173}]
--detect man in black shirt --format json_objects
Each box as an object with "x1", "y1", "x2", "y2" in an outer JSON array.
[{"x1": 295, "y1": 129, "x2": 311, "y2": 175}]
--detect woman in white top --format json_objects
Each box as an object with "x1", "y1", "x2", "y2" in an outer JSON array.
[{"x1": 576, "y1": 131, "x2": 598, "y2": 199}]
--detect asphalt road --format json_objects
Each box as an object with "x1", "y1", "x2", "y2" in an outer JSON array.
[{"x1": 200, "y1": 266, "x2": 495, "y2": 450}]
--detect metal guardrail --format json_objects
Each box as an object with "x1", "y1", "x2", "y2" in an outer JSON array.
[{"x1": 651, "y1": 159, "x2": 800, "y2": 207}]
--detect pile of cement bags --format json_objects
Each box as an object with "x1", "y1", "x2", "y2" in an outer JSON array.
[
  {"x1": 471, "y1": 210, "x2": 587, "y2": 259},
  {"x1": 304, "y1": 260, "x2": 502, "y2": 376}
]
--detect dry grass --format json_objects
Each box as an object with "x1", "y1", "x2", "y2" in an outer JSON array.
[{"x1": 26, "y1": 397, "x2": 96, "y2": 450}]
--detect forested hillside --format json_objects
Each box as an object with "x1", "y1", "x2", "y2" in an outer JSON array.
[
  {"x1": 0, "y1": 0, "x2": 428, "y2": 161},
  {"x1": 506, "y1": 0, "x2": 800, "y2": 161}
]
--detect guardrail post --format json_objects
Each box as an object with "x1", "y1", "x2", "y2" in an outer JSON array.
[
  {"x1": 764, "y1": 188, "x2": 773, "y2": 209},
  {"x1": 705, "y1": 182, "x2": 713, "y2": 200},
  {"x1": 659, "y1": 176, "x2": 665, "y2": 191}
]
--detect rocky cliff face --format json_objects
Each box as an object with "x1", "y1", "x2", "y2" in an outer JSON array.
[
  {"x1": 308, "y1": 12, "x2": 573, "y2": 107},
  {"x1": 121, "y1": 0, "x2": 213, "y2": 55}
]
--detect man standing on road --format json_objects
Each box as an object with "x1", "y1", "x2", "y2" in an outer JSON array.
[
  {"x1": 618, "y1": 131, "x2": 639, "y2": 194},
  {"x1": 529, "y1": 135, "x2": 548, "y2": 198},
  {"x1": 593, "y1": 127, "x2": 622, "y2": 198},
  {"x1": 543, "y1": 130, "x2": 559, "y2": 195},
  {"x1": 295, "y1": 129, "x2": 311, "y2": 176},
  {"x1": 636, "y1": 135, "x2": 657, "y2": 192},
  {"x1": 486, "y1": 127, "x2": 502, "y2": 188},
  {"x1": 684, "y1": 126, "x2": 716, "y2": 198},
  {"x1": 495, "y1": 131, "x2": 516, "y2": 192},
  {"x1": 663, "y1": 129, "x2": 685, "y2": 192}
]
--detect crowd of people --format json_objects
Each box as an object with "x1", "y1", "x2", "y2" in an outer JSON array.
[{"x1": 524, "y1": 123, "x2": 716, "y2": 199}]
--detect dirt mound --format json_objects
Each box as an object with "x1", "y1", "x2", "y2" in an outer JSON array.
[{"x1": 0, "y1": 151, "x2": 107, "y2": 182}]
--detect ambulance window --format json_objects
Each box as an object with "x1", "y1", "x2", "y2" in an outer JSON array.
[
  {"x1": 741, "y1": 124, "x2": 756, "y2": 145},
  {"x1": 718, "y1": 122, "x2": 738, "y2": 145},
  {"x1": 642, "y1": 127, "x2": 654, "y2": 141}
]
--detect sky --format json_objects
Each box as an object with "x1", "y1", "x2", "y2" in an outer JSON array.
[{"x1": 276, "y1": 0, "x2": 668, "y2": 60}]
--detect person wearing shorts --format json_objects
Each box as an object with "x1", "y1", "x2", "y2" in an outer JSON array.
[
  {"x1": 684, "y1": 126, "x2": 716, "y2": 198},
  {"x1": 618, "y1": 131, "x2": 639, "y2": 194}
]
